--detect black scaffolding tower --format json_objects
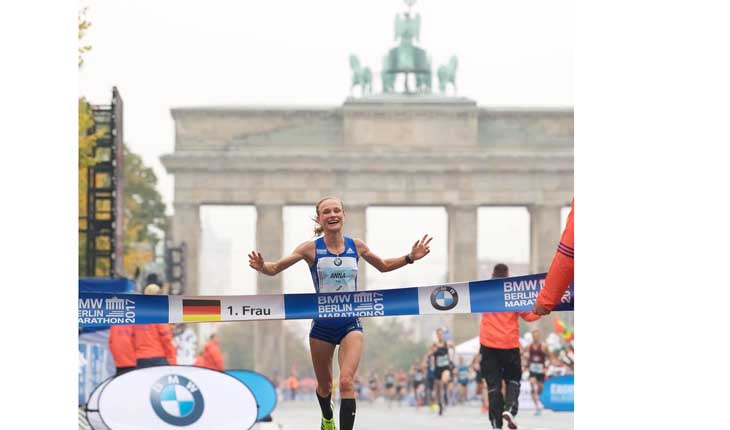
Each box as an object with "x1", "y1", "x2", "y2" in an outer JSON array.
[{"x1": 80, "y1": 87, "x2": 124, "y2": 277}]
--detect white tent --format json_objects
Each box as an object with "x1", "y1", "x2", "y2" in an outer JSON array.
[{"x1": 454, "y1": 336, "x2": 481, "y2": 363}]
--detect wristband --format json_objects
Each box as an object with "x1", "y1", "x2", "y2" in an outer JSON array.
[{"x1": 405, "y1": 254, "x2": 414, "y2": 264}]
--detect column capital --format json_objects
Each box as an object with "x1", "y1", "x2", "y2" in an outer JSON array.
[
  {"x1": 253, "y1": 201, "x2": 285, "y2": 208},
  {"x1": 173, "y1": 202, "x2": 200, "y2": 211},
  {"x1": 446, "y1": 203, "x2": 478, "y2": 212},
  {"x1": 527, "y1": 203, "x2": 563, "y2": 214}
]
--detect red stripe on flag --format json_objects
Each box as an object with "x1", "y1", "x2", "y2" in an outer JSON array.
[{"x1": 183, "y1": 305, "x2": 220, "y2": 315}]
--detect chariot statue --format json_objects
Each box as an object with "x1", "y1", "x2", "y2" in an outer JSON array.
[{"x1": 381, "y1": 0, "x2": 432, "y2": 93}]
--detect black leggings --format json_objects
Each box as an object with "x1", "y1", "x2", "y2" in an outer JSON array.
[{"x1": 480, "y1": 345, "x2": 521, "y2": 428}]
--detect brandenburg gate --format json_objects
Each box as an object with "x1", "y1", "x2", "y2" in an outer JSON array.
[{"x1": 161, "y1": 1, "x2": 573, "y2": 373}]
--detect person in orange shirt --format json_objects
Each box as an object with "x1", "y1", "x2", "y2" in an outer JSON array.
[
  {"x1": 534, "y1": 199, "x2": 574, "y2": 315},
  {"x1": 287, "y1": 369, "x2": 299, "y2": 401},
  {"x1": 133, "y1": 284, "x2": 177, "y2": 368},
  {"x1": 480, "y1": 264, "x2": 541, "y2": 430},
  {"x1": 193, "y1": 334, "x2": 225, "y2": 371},
  {"x1": 108, "y1": 325, "x2": 136, "y2": 376}
]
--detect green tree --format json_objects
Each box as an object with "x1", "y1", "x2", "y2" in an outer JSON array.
[
  {"x1": 360, "y1": 318, "x2": 426, "y2": 374},
  {"x1": 122, "y1": 145, "x2": 169, "y2": 274}
]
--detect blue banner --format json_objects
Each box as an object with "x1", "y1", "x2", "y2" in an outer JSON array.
[
  {"x1": 78, "y1": 273, "x2": 573, "y2": 328},
  {"x1": 540, "y1": 375, "x2": 575, "y2": 411},
  {"x1": 78, "y1": 293, "x2": 168, "y2": 327}
]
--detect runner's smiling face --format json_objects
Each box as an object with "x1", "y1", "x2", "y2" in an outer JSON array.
[{"x1": 317, "y1": 199, "x2": 345, "y2": 234}]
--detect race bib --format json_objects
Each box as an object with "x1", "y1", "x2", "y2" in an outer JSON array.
[
  {"x1": 319, "y1": 266, "x2": 357, "y2": 293},
  {"x1": 436, "y1": 355, "x2": 450, "y2": 367},
  {"x1": 529, "y1": 362, "x2": 545, "y2": 373}
]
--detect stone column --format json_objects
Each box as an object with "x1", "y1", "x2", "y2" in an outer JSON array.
[
  {"x1": 346, "y1": 205, "x2": 368, "y2": 289},
  {"x1": 253, "y1": 204, "x2": 284, "y2": 376},
  {"x1": 447, "y1": 204, "x2": 478, "y2": 343},
  {"x1": 528, "y1": 204, "x2": 563, "y2": 334},
  {"x1": 172, "y1": 203, "x2": 201, "y2": 296},
  {"x1": 528, "y1": 205, "x2": 563, "y2": 274}
]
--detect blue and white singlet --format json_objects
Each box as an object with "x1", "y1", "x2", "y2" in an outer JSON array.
[{"x1": 309, "y1": 236, "x2": 362, "y2": 338}]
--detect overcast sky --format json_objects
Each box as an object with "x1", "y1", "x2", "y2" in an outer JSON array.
[{"x1": 78, "y1": 0, "x2": 573, "y2": 306}]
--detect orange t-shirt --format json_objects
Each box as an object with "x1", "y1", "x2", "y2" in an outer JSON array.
[
  {"x1": 480, "y1": 311, "x2": 540, "y2": 349},
  {"x1": 537, "y1": 199, "x2": 574, "y2": 310},
  {"x1": 132, "y1": 324, "x2": 177, "y2": 364},
  {"x1": 108, "y1": 325, "x2": 136, "y2": 368},
  {"x1": 288, "y1": 376, "x2": 299, "y2": 390},
  {"x1": 194, "y1": 339, "x2": 224, "y2": 371}
]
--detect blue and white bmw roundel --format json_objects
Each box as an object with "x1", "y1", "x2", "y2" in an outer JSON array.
[
  {"x1": 97, "y1": 366, "x2": 257, "y2": 429},
  {"x1": 150, "y1": 374, "x2": 205, "y2": 426},
  {"x1": 430, "y1": 286, "x2": 459, "y2": 311}
]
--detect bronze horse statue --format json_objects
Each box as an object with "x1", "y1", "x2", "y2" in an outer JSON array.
[
  {"x1": 437, "y1": 56, "x2": 458, "y2": 94},
  {"x1": 350, "y1": 55, "x2": 372, "y2": 96}
]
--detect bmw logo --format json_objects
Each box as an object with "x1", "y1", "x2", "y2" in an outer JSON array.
[
  {"x1": 333, "y1": 257, "x2": 342, "y2": 266},
  {"x1": 430, "y1": 286, "x2": 458, "y2": 311},
  {"x1": 150, "y1": 374, "x2": 205, "y2": 426}
]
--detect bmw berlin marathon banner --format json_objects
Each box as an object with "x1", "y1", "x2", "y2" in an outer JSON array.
[
  {"x1": 78, "y1": 273, "x2": 574, "y2": 327},
  {"x1": 91, "y1": 366, "x2": 258, "y2": 429}
]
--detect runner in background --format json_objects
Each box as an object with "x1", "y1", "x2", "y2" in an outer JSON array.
[
  {"x1": 354, "y1": 374, "x2": 363, "y2": 401},
  {"x1": 384, "y1": 369, "x2": 396, "y2": 406},
  {"x1": 396, "y1": 369, "x2": 408, "y2": 405},
  {"x1": 456, "y1": 356, "x2": 470, "y2": 404},
  {"x1": 410, "y1": 361, "x2": 425, "y2": 407},
  {"x1": 527, "y1": 330, "x2": 548, "y2": 415},
  {"x1": 287, "y1": 368, "x2": 299, "y2": 401},
  {"x1": 425, "y1": 350, "x2": 436, "y2": 409},
  {"x1": 471, "y1": 352, "x2": 489, "y2": 413},
  {"x1": 432, "y1": 327, "x2": 453, "y2": 416},
  {"x1": 368, "y1": 370, "x2": 380, "y2": 402}
]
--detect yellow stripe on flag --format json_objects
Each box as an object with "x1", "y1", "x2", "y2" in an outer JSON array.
[{"x1": 183, "y1": 314, "x2": 221, "y2": 322}]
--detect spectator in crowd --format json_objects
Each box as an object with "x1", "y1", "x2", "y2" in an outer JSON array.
[
  {"x1": 288, "y1": 369, "x2": 300, "y2": 401},
  {"x1": 108, "y1": 325, "x2": 135, "y2": 376},
  {"x1": 132, "y1": 284, "x2": 177, "y2": 368},
  {"x1": 194, "y1": 333, "x2": 224, "y2": 371},
  {"x1": 172, "y1": 323, "x2": 198, "y2": 365}
]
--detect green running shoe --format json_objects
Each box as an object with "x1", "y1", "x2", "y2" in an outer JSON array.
[
  {"x1": 320, "y1": 416, "x2": 336, "y2": 430},
  {"x1": 321, "y1": 401, "x2": 336, "y2": 430}
]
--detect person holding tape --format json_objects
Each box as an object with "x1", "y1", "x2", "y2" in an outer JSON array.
[
  {"x1": 480, "y1": 264, "x2": 541, "y2": 430},
  {"x1": 249, "y1": 196, "x2": 432, "y2": 430},
  {"x1": 533, "y1": 199, "x2": 574, "y2": 316}
]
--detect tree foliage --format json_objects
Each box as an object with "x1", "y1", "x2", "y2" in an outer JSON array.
[
  {"x1": 122, "y1": 145, "x2": 169, "y2": 274},
  {"x1": 78, "y1": 8, "x2": 168, "y2": 276},
  {"x1": 78, "y1": 7, "x2": 92, "y2": 67},
  {"x1": 359, "y1": 318, "x2": 426, "y2": 374}
]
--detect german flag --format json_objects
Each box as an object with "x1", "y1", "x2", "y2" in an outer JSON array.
[{"x1": 182, "y1": 299, "x2": 221, "y2": 322}]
